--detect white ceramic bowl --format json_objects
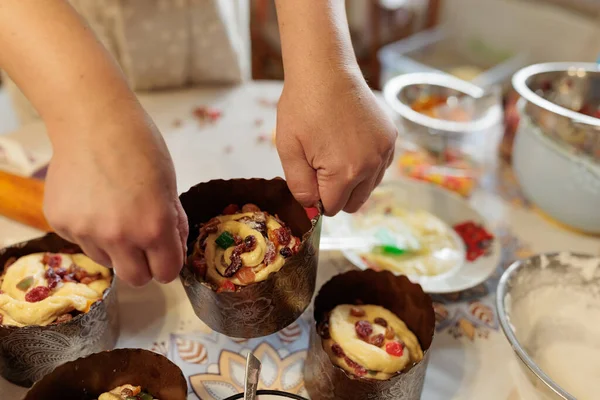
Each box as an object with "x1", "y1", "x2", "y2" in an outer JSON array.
[
  {"x1": 323, "y1": 179, "x2": 500, "y2": 293},
  {"x1": 512, "y1": 102, "x2": 600, "y2": 234}
]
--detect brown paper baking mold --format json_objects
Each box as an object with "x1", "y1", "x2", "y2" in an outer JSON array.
[
  {"x1": 179, "y1": 178, "x2": 322, "y2": 338},
  {"x1": 23, "y1": 348, "x2": 187, "y2": 400},
  {"x1": 0, "y1": 233, "x2": 119, "y2": 387},
  {"x1": 304, "y1": 269, "x2": 435, "y2": 400}
]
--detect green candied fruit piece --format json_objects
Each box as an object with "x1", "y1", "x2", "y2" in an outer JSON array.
[
  {"x1": 138, "y1": 393, "x2": 154, "y2": 400},
  {"x1": 16, "y1": 276, "x2": 34, "y2": 291},
  {"x1": 215, "y1": 231, "x2": 235, "y2": 249}
]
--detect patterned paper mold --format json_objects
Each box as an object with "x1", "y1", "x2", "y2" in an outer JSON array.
[
  {"x1": 304, "y1": 270, "x2": 435, "y2": 400},
  {"x1": 179, "y1": 178, "x2": 322, "y2": 338},
  {"x1": 0, "y1": 233, "x2": 119, "y2": 387},
  {"x1": 23, "y1": 348, "x2": 187, "y2": 400}
]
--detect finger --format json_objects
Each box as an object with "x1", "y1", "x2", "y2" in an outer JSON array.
[
  {"x1": 343, "y1": 178, "x2": 375, "y2": 213},
  {"x1": 318, "y1": 170, "x2": 358, "y2": 217},
  {"x1": 375, "y1": 150, "x2": 394, "y2": 189},
  {"x1": 77, "y1": 238, "x2": 112, "y2": 268},
  {"x1": 145, "y1": 228, "x2": 185, "y2": 284},
  {"x1": 277, "y1": 139, "x2": 320, "y2": 208},
  {"x1": 106, "y1": 244, "x2": 152, "y2": 287},
  {"x1": 175, "y1": 200, "x2": 189, "y2": 255}
]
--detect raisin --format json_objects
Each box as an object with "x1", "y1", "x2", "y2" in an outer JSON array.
[
  {"x1": 25, "y1": 286, "x2": 50, "y2": 303},
  {"x1": 192, "y1": 258, "x2": 207, "y2": 276},
  {"x1": 274, "y1": 227, "x2": 291, "y2": 246},
  {"x1": 369, "y1": 334, "x2": 385, "y2": 348},
  {"x1": 385, "y1": 326, "x2": 395, "y2": 340},
  {"x1": 42, "y1": 253, "x2": 62, "y2": 269},
  {"x1": 203, "y1": 219, "x2": 220, "y2": 234},
  {"x1": 54, "y1": 267, "x2": 68, "y2": 278},
  {"x1": 345, "y1": 356, "x2": 368, "y2": 376},
  {"x1": 331, "y1": 343, "x2": 345, "y2": 358},
  {"x1": 224, "y1": 254, "x2": 243, "y2": 277},
  {"x1": 54, "y1": 314, "x2": 73, "y2": 324},
  {"x1": 374, "y1": 317, "x2": 388, "y2": 327},
  {"x1": 222, "y1": 204, "x2": 239, "y2": 215},
  {"x1": 44, "y1": 268, "x2": 61, "y2": 290},
  {"x1": 80, "y1": 277, "x2": 94, "y2": 285},
  {"x1": 344, "y1": 356, "x2": 360, "y2": 369},
  {"x1": 234, "y1": 235, "x2": 243, "y2": 245},
  {"x1": 279, "y1": 247, "x2": 292, "y2": 258},
  {"x1": 355, "y1": 320, "x2": 373, "y2": 340},
  {"x1": 291, "y1": 239, "x2": 301, "y2": 254},
  {"x1": 244, "y1": 235, "x2": 257, "y2": 252},
  {"x1": 63, "y1": 273, "x2": 76, "y2": 282},
  {"x1": 350, "y1": 307, "x2": 365, "y2": 317},
  {"x1": 318, "y1": 321, "x2": 331, "y2": 339},
  {"x1": 264, "y1": 242, "x2": 277, "y2": 265},
  {"x1": 242, "y1": 203, "x2": 260, "y2": 213},
  {"x1": 121, "y1": 388, "x2": 134, "y2": 397},
  {"x1": 3, "y1": 257, "x2": 16, "y2": 272}
]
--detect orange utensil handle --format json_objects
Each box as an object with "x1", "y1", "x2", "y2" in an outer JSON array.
[{"x1": 0, "y1": 170, "x2": 52, "y2": 231}]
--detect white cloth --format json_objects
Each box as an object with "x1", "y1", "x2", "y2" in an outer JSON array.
[{"x1": 2, "y1": 0, "x2": 251, "y2": 125}]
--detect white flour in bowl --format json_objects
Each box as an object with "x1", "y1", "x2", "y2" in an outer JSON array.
[{"x1": 509, "y1": 256, "x2": 600, "y2": 400}]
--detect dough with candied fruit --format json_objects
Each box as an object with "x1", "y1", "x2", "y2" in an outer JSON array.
[{"x1": 321, "y1": 304, "x2": 423, "y2": 380}]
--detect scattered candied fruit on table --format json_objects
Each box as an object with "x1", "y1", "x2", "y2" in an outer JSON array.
[{"x1": 453, "y1": 221, "x2": 494, "y2": 262}]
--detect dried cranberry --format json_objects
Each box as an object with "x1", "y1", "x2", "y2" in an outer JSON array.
[
  {"x1": 355, "y1": 320, "x2": 373, "y2": 340},
  {"x1": 318, "y1": 321, "x2": 331, "y2": 339},
  {"x1": 222, "y1": 204, "x2": 240, "y2": 215},
  {"x1": 242, "y1": 203, "x2": 260, "y2": 213},
  {"x1": 70, "y1": 265, "x2": 89, "y2": 282},
  {"x1": 234, "y1": 235, "x2": 243, "y2": 245},
  {"x1": 291, "y1": 239, "x2": 301, "y2": 254},
  {"x1": 385, "y1": 326, "x2": 395, "y2": 340},
  {"x1": 344, "y1": 356, "x2": 367, "y2": 376},
  {"x1": 3, "y1": 257, "x2": 16, "y2": 272},
  {"x1": 54, "y1": 267, "x2": 68, "y2": 278},
  {"x1": 25, "y1": 286, "x2": 50, "y2": 303},
  {"x1": 279, "y1": 247, "x2": 292, "y2": 258},
  {"x1": 264, "y1": 242, "x2": 277, "y2": 265},
  {"x1": 350, "y1": 307, "x2": 366, "y2": 317},
  {"x1": 369, "y1": 334, "x2": 385, "y2": 348},
  {"x1": 42, "y1": 253, "x2": 62, "y2": 269},
  {"x1": 374, "y1": 317, "x2": 388, "y2": 327},
  {"x1": 385, "y1": 341, "x2": 404, "y2": 357},
  {"x1": 244, "y1": 235, "x2": 257, "y2": 252},
  {"x1": 331, "y1": 343, "x2": 345, "y2": 358},
  {"x1": 54, "y1": 314, "x2": 73, "y2": 324},
  {"x1": 344, "y1": 356, "x2": 360, "y2": 369}
]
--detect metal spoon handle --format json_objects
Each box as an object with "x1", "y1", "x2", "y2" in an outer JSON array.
[{"x1": 244, "y1": 353, "x2": 261, "y2": 400}]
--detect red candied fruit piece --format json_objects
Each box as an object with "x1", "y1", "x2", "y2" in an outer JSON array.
[
  {"x1": 291, "y1": 239, "x2": 301, "y2": 254},
  {"x1": 331, "y1": 343, "x2": 345, "y2": 358},
  {"x1": 234, "y1": 267, "x2": 256, "y2": 285},
  {"x1": 355, "y1": 320, "x2": 373, "y2": 340},
  {"x1": 25, "y1": 286, "x2": 51, "y2": 303},
  {"x1": 216, "y1": 280, "x2": 236, "y2": 293},
  {"x1": 305, "y1": 207, "x2": 319, "y2": 220},
  {"x1": 385, "y1": 341, "x2": 404, "y2": 357},
  {"x1": 222, "y1": 204, "x2": 240, "y2": 215}
]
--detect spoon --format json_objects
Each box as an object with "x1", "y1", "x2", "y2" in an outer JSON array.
[{"x1": 244, "y1": 353, "x2": 261, "y2": 400}]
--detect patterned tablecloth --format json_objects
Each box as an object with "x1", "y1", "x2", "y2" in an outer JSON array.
[{"x1": 1, "y1": 82, "x2": 598, "y2": 400}]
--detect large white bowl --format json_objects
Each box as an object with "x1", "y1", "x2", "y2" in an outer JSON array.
[{"x1": 512, "y1": 102, "x2": 600, "y2": 234}]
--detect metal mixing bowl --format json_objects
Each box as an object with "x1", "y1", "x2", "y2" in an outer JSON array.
[
  {"x1": 383, "y1": 72, "x2": 502, "y2": 154},
  {"x1": 497, "y1": 252, "x2": 600, "y2": 400},
  {"x1": 512, "y1": 62, "x2": 600, "y2": 162}
]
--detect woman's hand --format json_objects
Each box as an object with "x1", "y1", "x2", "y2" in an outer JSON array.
[
  {"x1": 44, "y1": 106, "x2": 188, "y2": 287},
  {"x1": 276, "y1": 72, "x2": 397, "y2": 216}
]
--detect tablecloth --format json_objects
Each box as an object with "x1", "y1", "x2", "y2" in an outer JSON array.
[{"x1": 0, "y1": 81, "x2": 598, "y2": 400}]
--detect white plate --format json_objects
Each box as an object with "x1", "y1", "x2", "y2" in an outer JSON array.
[{"x1": 323, "y1": 179, "x2": 500, "y2": 293}]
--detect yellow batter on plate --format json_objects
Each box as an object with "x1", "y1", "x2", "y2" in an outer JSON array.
[
  {"x1": 0, "y1": 252, "x2": 111, "y2": 327},
  {"x1": 322, "y1": 304, "x2": 423, "y2": 380}
]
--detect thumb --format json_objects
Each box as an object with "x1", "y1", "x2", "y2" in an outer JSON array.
[{"x1": 277, "y1": 138, "x2": 320, "y2": 208}]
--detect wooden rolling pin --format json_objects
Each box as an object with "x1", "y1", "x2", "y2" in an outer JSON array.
[{"x1": 0, "y1": 170, "x2": 52, "y2": 231}]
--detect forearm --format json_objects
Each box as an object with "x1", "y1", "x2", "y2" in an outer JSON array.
[
  {"x1": 0, "y1": 0, "x2": 140, "y2": 146},
  {"x1": 274, "y1": 0, "x2": 361, "y2": 83}
]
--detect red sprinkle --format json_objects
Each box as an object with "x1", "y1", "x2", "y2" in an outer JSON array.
[
  {"x1": 25, "y1": 286, "x2": 50, "y2": 303},
  {"x1": 355, "y1": 320, "x2": 373, "y2": 340},
  {"x1": 385, "y1": 341, "x2": 404, "y2": 357}
]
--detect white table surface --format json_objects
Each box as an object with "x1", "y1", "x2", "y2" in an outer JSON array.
[{"x1": 1, "y1": 81, "x2": 598, "y2": 400}]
